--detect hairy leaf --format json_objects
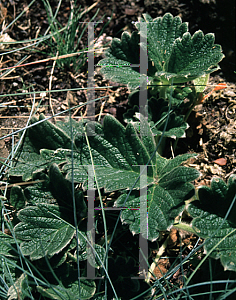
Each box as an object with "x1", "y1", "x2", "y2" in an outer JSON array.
[
  {"x1": 37, "y1": 280, "x2": 96, "y2": 300},
  {"x1": 49, "y1": 163, "x2": 87, "y2": 218},
  {"x1": 37, "y1": 263, "x2": 96, "y2": 299},
  {"x1": 124, "y1": 90, "x2": 189, "y2": 139},
  {"x1": 7, "y1": 274, "x2": 31, "y2": 300},
  {"x1": 13, "y1": 113, "x2": 155, "y2": 191},
  {"x1": 28, "y1": 114, "x2": 71, "y2": 150},
  {"x1": 14, "y1": 204, "x2": 75, "y2": 260},
  {"x1": 166, "y1": 31, "x2": 224, "y2": 83},
  {"x1": 24, "y1": 175, "x2": 56, "y2": 205},
  {"x1": 0, "y1": 232, "x2": 20, "y2": 290},
  {"x1": 10, "y1": 114, "x2": 199, "y2": 243},
  {"x1": 187, "y1": 175, "x2": 236, "y2": 271},
  {"x1": 0, "y1": 231, "x2": 19, "y2": 258},
  {"x1": 35, "y1": 250, "x2": 68, "y2": 271},
  {"x1": 98, "y1": 13, "x2": 224, "y2": 88},
  {"x1": 115, "y1": 153, "x2": 199, "y2": 241},
  {"x1": 9, "y1": 136, "x2": 51, "y2": 181},
  {"x1": 97, "y1": 31, "x2": 153, "y2": 90},
  {"x1": 78, "y1": 243, "x2": 106, "y2": 269},
  {"x1": 10, "y1": 186, "x2": 25, "y2": 210},
  {"x1": 136, "y1": 13, "x2": 188, "y2": 73}
]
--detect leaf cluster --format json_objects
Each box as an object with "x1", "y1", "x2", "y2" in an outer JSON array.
[
  {"x1": 98, "y1": 12, "x2": 224, "y2": 150},
  {"x1": 1, "y1": 113, "x2": 199, "y2": 299},
  {"x1": 2, "y1": 112, "x2": 235, "y2": 299},
  {"x1": 98, "y1": 13, "x2": 224, "y2": 87}
]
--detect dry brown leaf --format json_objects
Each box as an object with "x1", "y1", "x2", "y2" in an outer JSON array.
[
  {"x1": 66, "y1": 91, "x2": 77, "y2": 106},
  {"x1": 0, "y1": 33, "x2": 16, "y2": 50},
  {"x1": 0, "y1": 3, "x2": 7, "y2": 24},
  {"x1": 167, "y1": 228, "x2": 178, "y2": 248},
  {"x1": 0, "y1": 129, "x2": 9, "y2": 164},
  {"x1": 213, "y1": 158, "x2": 227, "y2": 166},
  {"x1": 152, "y1": 258, "x2": 169, "y2": 279}
]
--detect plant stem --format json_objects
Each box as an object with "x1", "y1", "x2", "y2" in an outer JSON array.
[
  {"x1": 153, "y1": 84, "x2": 170, "y2": 154},
  {"x1": 145, "y1": 237, "x2": 169, "y2": 285},
  {"x1": 154, "y1": 136, "x2": 166, "y2": 156},
  {"x1": 159, "y1": 85, "x2": 168, "y2": 99},
  {"x1": 173, "y1": 90, "x2": 200, "y2": 152}
]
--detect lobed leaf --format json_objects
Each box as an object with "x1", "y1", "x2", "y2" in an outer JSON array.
[
  {"x1": 187, "y1": 175, "x2": 236, "y2": 271},
  {"x1": 24, "y1": 175, "x2": 56, "y2": 205},
  {"x1": 10, "y1": 113, "x2": 200, "y2": 244},
  {"x1": 98, "y1": 12, "x2": 224, "y2": 87},
  {"x1": 10, "y1": 114, "x2": 156, "y2": 191},
  {"x1": 78, "y1": 243, "x2": 106, "y2": 269},
  {"x1": 7, "y1": 274, "x2": 31, "y2": 300},
  {"x1": 10, "y1": 186, "x2": 25, "y2": 210},
  {"x1": 124, "y1": 90, "x2": 190, "y2": 139},
  {"x1": 14, "y1": 204, "x2": 75, "y2": 260},
  {"x1": 28, "y1": 114, "x2": 71, "y2": 151},
  {"x1": 136, "y1": 13, "x2": 188, "y2": 73},
  {"x1": 97, "y1": 31, "x2": 152, "y2": 90},
  {"x1": 115, "y1": 154, "x2": 199, "y2": 241},
  {"x1": 0, "y1": 231, "x2": 19, "y2": 258},
  {"x1": 37, "y1": 280, "x2": 96, "y2": 300},
  {"x1": 165, "y1": 31, "x2": 224, "y2": 83}
]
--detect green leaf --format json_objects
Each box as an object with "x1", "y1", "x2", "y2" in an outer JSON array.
[
  {"x1": 35, "y1": 250, "x2": 68, "y2": 271},
  {"x1": 0, "y1": 231, "x2": 19, "y2": 258},
  {"x1": 9, "y1": 114, "x2": 156, "y2": 191},
  {"x1": 0, "y1": 232, "x2": 20, "y2": 290},
  {"x1": 37, "y1": 280, "x2": 96, "y2": 300},
  {"x1": 7, "y1": 274, "x2": 31, "y2": 300},
  {"x1": 14, "y1": 203, "x2": 75, "y2": 260},
  {"x1": 9, "y1": 114, "x2": 200, "y2": 244},
  {"x1": 193, "y1": 73, "x2": 210, "y2": 93},
  {"x1": 49, "y1": 163, "x2": 87, "y2": 219},
  {"x1": 105, "y1": 31, "x2": 140, "y2": 64},
  {"x1": 78, "y1": 243, "x2": 106, "y2": 269},
  {"x1": 28, "y1": 114, "x2": 71, "y2": 150},
  {"x1": 8, "y1": 115, "x2": 77, "y2": 181},
  {"x1": 63, "y1": 114, "x2": 156, "y2": 191},
  {"x1": 8, "y1": 136, "x2": 51, "y2": 181},
  {"x1": 23, "y1": 169, "x2": 87, "y2": 223},
  {"x1": 76, "y1": 230, "x2": 106, "y2": 269},
  {"x1": 137, "y1": 13, "x2": 188, "y2": 73},
  {"x1": 124, "y1": 87, "x2": 194, "y2": 140},
  {"x1": 135, "y1": 110, "x2": 188, "y2": 139},
  {"x1": 166, "y1": 31, "x2": 224, "y2": 83},
  {"x1": 115, "y1": 154, "x2": 199, "y2": 241},
  {"x1": 10, "y1": 186, "x2": 25, "y2": 210},
  {"x1": 91, "y1": 296, "x2": 109, "y2": 300},
  {"x1": 124, "y1": 90, "x2": 189, "y2": 139},
  {"x1": 187, "y1": 175, "x2": 236, "y2": 271},
  {"x1": 37, "y1": 263, "x2": 96, "y2": 299},
  {"x1": 97, "y1": 31, "x2": 151, "y2": 90},
  {"x1": 24, "y1": 175, "x2": 56, "y2": 205},
  {"x1": 98, "y1": 12, "x2": 224, "y2": 88},
  {"x1": 139, "y1": 13, "x2": 224, "y2": 84},
  {"x1": 107, "y1": 256, "x2": 141, "y2": 298}
]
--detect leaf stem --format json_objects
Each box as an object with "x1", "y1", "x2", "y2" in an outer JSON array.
[
  {"x1": 159, "y1": 85, "x2": 168, "y2": 99},
  {"x1": 173, "y1": 92, "x2": 198, "y2": 152},
  {"x1": 82, "y1": 120, "x2": 110, "y2": 296},
  {"x1": 145, "y1": 237, "x2": 169, "y2": 285}
]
